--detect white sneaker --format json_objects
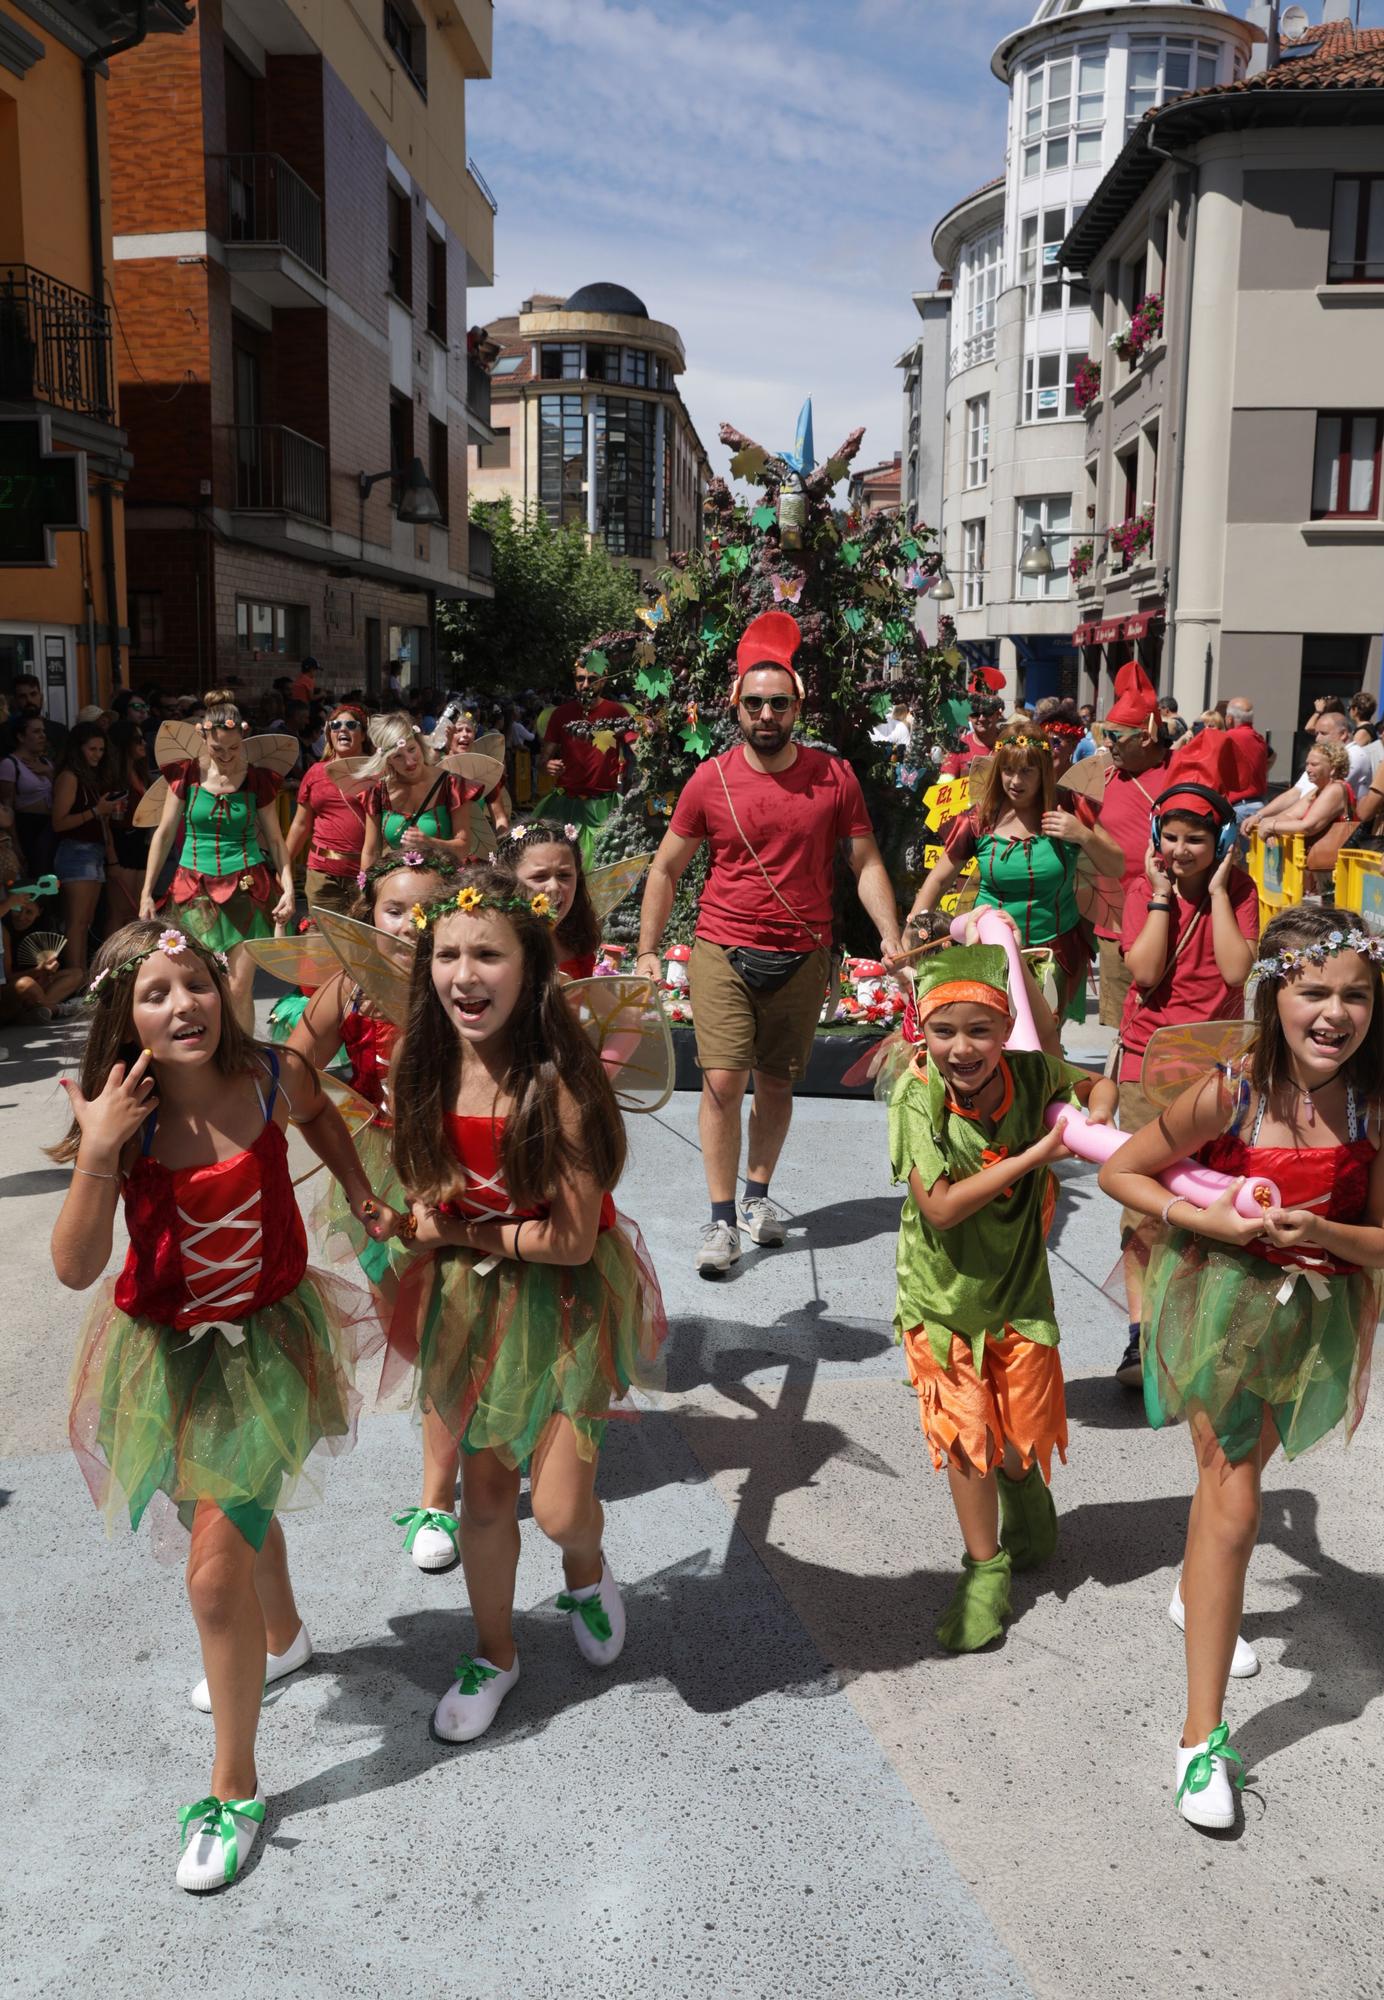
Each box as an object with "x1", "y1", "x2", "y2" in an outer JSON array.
[
  {"x1": 1169, "y1": 1578, "x2": 1259, "y2": 1678},
  {"x1": 393, "y1": 1506, "x2": 460, "y2": 1572},
  {"x1": 432, "y1": 1654, "x2": 519, "y2": 1742},
  {"x1": 558, "y1": 1560, "x2": 626, "y2": 1668},
  {"x1": 696, "y1": 1220, "x2": 741, "y2": 1276},
  {"x1": 189, "y1": 1623, "x2": 312, "y2": 1713},
  {"x1": 1176, "y1": 1726, "x2": 1243, "y2": 1830},
  {"x1": 176, "y1": 1789, "x2": 266, "y2": 1891},
  {"x1": 739, "y1": 1197, "x2": 786, "y2": 1246}
]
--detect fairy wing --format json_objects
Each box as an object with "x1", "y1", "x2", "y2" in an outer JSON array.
[
  {"x1": 312, "y1": 908, "x2": 414, "y2": 1028},
  {"x1": 243, "y1": 731, "x2": 299, "y2": 779},
  {"x1": 153, "y1": 719, "x2": 203, "y2": 773},
  {"x1": 1074, "y1": 845, "x2": 1123, "y2": 932},
  {"x1": 587, "y1": 853, "x2": 652, "y2": 923},
  {"x1": 244, "y1": 933, "x2": 344, "y2": 990},
  {"x1": 317, "y1": 1071, "x2": 380, "y2": 1138},
  {"x1": 133, "y1": 776, "x2": 170, "y2": 828},
  {"x1": 1140, "y1": 1020, "x2": 1256, "y2": 1111},
  {"x1": 564, "y1": 975, "x2": 674, "y2": 1114},
  {"x1": 1057, "y1": 750, "x2": 1111, "y2": 802},
  {"x1": 440, "y1": 751, "x2": 506, "y2": 793},
  {"x1": 473, "y1": 731, "x2": 506, "y2": 766},
  {"x1": 323, "y1": 755, "x2": 377, "y2": 801}
]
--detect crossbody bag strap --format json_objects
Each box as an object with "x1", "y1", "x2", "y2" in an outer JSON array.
[
  {"x1": 714, "y1": 751, "x2": 826, "y2": 952},
  {"x1": 398, "y1": 771, "x2": 448, "y2": 831}
]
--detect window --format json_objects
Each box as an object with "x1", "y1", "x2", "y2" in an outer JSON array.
[
  {"x1": 594, "y1": 396, "x2": 654, "y2": 558},
  {"x1": 1126, "y1": 38, "x2": 1219, "y2": 129},
  {"x1": 1040, "y1": 207, "x2": 1067, "y2": 312},
  {"x1": 428, "y1": 416, "x2": 449, "y2": 524},
  {"x1": 956, "y1": 229, "x2": 1001, "y2": 366},
  {"x1": 490, "y1": 355, "x2": 523, "y2": 377},
  {"x1": 962, "y1": 519, "x2": 986, "y2": 611},
  {"x1": 131, "y1": 591, "x2": 163, "y2": 657},
  {"x1": 1142, "y1": 420, "x2": 1160, "y2": 507},
  {"x1": 540, "y1": 344, "x2": 582, "y2": 380},
  {"x1": 1075, "y1": 49, "x2": 1106, "y2": 163},
  {"x1": 586, "y1": 344, "x2": 617, "y2": 381},
  {"x1": 425, "y1": 232, "x2": 446, "y2": 340},
  {"x1": 1017, "y1": 496, "x2": 1071, "y2": 599},
  {"x1": 1311, "y1": 413, "x2": 1383, "y2": 519},
  {"x1": 1064, "y1": 351, "x2": 1088, "y2": 418},
  {"x1": 538, "y1": 394, "x2": 586, "y2": 527},
  {"x1": 477, "y1": 426, "x2": 511, "y2": 470},
  {"x1": 389, "y1": 391, "x2": 412, "y2": 504},
  {"x1": 387, "y1": 183, "x2": 411, "y2": 303},
  {"x1": 1025, "y1": 352, "x2": 1063, "y2": 421},
  {"x1": 1022, "y1": 46, "x2": 1104, "y2": 173},
  {"x1": 235, "y1": 600, "x2": 310, "y2": 655},
  {"x1": 966, "y1": 395, "x2": 990, "y2": 485},
  {"x1": 1115, "y1": 443, "x2": 1139, "y2": 525},
  {"x1": 619, "y1": 348, "x2": 649, "y2": 387},
  {"x1": 383, "y1": 0, "x2": 426, "y2": 97},
  {"x1": 1329, "y1": 178, "x2": 1384, "y2": 284}
]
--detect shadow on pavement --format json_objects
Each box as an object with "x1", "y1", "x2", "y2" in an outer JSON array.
[
  {"x1": 780, "y1": 1193, "x2": 900, "y2": 1252},
  {"x1": 0, "y1": 1018, "x2": 82, "y2": 1091},
  {"x1": 0, "y1": 1166, "x2": 72, "y2": 1199},
  {"x1": 662, "y1": 1305, "x2": 893, "y2": 1397},
  {"x1": 1061, "y1": 1371, "x2": 1154, "y2": 1431}
]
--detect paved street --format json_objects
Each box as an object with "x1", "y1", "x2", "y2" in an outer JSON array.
[{"x1": 3, "y1": 996, "x2": 1383, "y2": 2000}]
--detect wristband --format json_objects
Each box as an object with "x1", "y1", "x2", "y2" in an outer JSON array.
[
  {"x1": 1160, "y1": 1195, "x2": 1184, "y2": 1227},
  {"x1": 73, "y1": 1164, "x2": 120, "y2": 1182},
  {"x1": 400, "y1": 1211, "x2": 418, "y2": 1242},
  {"x1": 1148, "y1": 900, "x2": 1172, "y2": 911},
  {"x1": 513, "y1": 1220, "x2": 527, "y2": 1262}
]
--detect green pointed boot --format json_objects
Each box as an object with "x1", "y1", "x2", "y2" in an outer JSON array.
[
  {"x1": 998, "y1": 1464, "x2": 1058, "y2": 1574},
  {"x1": 936, "y1": 1548, "x2": 1012, "y2": 1652}
]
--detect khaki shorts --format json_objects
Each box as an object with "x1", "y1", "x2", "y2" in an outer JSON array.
[
  {"x1": 305, "y1": 868, "x2": 357, "y2": 916},
  {"x1": 1117, "y1": 1076, "x2": 1159, "y2": 1244},
  {"x1": 688, "y1": 939, "x2": 830, "y2": 1081},
  {"x1": 1098, "y1": 936, "x2": 1132, "y2": 1028}
]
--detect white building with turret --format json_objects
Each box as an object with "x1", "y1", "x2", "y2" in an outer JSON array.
[{"x1": 915, "y1": 0, "x2": 1256, "y2": 703}]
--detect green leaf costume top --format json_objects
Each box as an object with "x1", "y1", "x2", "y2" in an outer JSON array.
[{"x1": 889, "y1": 1048, "x2": 1086, "y2": 1370}]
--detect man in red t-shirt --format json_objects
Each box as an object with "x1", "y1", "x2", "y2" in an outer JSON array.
[
  {"x1": 939, "y1": 696, "x2": 1003, "y2": 778},
  {"x1": 637, "y1": 611, "x2": 902, "y2": 1275},
  {"x1": 535, "y1": 654, "x2": 636, "y2": 864},
  {"x1": 1223, "y1": 696, "x2": 1269, "y2": 812}
]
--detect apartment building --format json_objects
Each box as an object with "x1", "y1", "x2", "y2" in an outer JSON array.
[
  {"x1": 107, "y1": 0, "x2": 496, "y2": 696},
  {"x1": 0, "y1": 0, "x2": 192, "y2": 715},
  {"x1": 918, "y1": 0, "x2": 1255, "y2": 702},
  {"x1": 469, "y1": 284, "x2": 709, "y2": 584},
  {"x1": 1061, "y1": 17, "x2": 1384, "y2": 760}
]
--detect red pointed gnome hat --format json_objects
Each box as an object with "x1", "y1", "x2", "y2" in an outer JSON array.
[
  {"x1": 731, "y1": 609, "x2": 804, "y2": 699},
  {"x1": 1104, "y1": 661, "x2": 1159, "y2": 729},
  {"x1": 1156, "y1": 729, "x2": 1237, "y2": 820}
]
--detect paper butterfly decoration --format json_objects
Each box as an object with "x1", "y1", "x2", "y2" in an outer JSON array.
[{"x1": 771, "y1": 572, "x2": 805, "y2": 605}]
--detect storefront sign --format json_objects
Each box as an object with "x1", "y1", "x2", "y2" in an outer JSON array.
[{"x1": 0, "y1": 416, "x2": 86, "y2": 566}]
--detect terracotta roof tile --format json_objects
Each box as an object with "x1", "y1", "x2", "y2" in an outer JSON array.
[{"x1": 1159, "y1": 21, "x2": 1384, "y2": 106}]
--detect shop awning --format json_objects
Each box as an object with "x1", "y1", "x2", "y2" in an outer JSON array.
[
  {"x1": 1122, "y1": 608, "x2": 1165, "y2": 641},
  {"x1": 1094, "y1": 620, "x2": 1125, "y2": 645},
  {"x1": 1073, "y1": 622, "x2": 1094, "y2": 646}
]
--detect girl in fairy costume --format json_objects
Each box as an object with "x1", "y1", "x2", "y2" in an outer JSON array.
[
  {"x1": 498, "y1": 821, "x2": 602, "y2": 980},
  {"x1": 391, "y1": 862, "x2": 667, "y2": 1742},
  {"x1": 891, "y1": 919, "x2": 1117, "y2": 1651},
  {"x1": 354, "y1": 712, "x2": 482, "y2": 871},
  {"x1": 905, "y1": 725, "x2": 1123, "y2": 1021},
  {"x1": 138, "y1": 691, "x2": 296, "y2": 1031},
  {"x1": 1101, "y1": 906, "x2": 1384, "y2": 1832},
  {"x1": 50, "y1": 921, "x2": 393, "y2": 1893}
]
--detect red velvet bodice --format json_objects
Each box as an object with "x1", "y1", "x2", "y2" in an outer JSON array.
[
  {"x1": 1200, "y1": 1129, "x2": 1374, "y2": 1275},
  {"x1": 439, "y1": 1113, "x2": 614, "y2": 1231},
  {"x1": 341, "y1": 1007, "x2": 398, "y2": 1112}
]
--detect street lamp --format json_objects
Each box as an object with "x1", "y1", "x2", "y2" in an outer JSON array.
[
  {"x1": 357, "y1": 455, "x2": 443, "y2": 525},
  {"x1": 929, "y1": 564, "x2": 956, "y2": 602},
  {"x1": 1018, "y1": 524, "x2": 1053, "y2": 578}
]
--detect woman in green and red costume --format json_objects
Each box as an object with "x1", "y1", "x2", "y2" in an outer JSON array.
[{"x1": 139, "y1": 690, "x2": 297, "y2": 1032}]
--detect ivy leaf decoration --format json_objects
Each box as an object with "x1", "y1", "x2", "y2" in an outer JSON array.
[
  {"x1": 680, "y1": 721, "x2": 715, "y2": 758},
  {"x1": 729, "y1": 445, "x2": 767, "y2": 481},
  {"x1": 824, "y1": 455, "x2": 848, "y2": 488},
  {"x1": 699, "y1": 618, "x2": 724, "y2": 649},
  {"x1": 840, "y1": 541, "x2": 863, "y2": 569},
  {"x1": 634, "y1": 635, "x2": 657, "y2": 668},
  {"x1": 586, "y1": 648, "x2": 609, "y2": 675},
  {"x1": 635, "y1": 665, "x2": 674, "y2": 700},
  {"x1": 751, "y1": 503, "x2": 776, "y2": 531},
  {"x1": 943, "y1": 647, "x2": 964, "y2": 670},
  {"x1": 942, "y1": 696, "x2": 972, "y2": 733},
  {"x1": 842, "y1": 606, "x2": 867, "y2": 634},
  {"x1": 900, "y1": 538, "x2": 920, "y2": 562},
  {"x1": 872, "y1": 694, "x2": 894, "y2": 720},
  {"x1": 720, "y1": 545, "x2": 751, "y2": 576},
  {"x1": 884, "y1": 620, "x2": 909, "y2": 645}
]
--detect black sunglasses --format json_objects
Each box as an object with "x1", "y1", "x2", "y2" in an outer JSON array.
[{"x1": 740, "y1": 693, "x2": 794, "y2": 715}]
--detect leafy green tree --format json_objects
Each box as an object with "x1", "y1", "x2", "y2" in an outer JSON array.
[{"x1": 438, "y1": 498, "x2": 641, "y2": 694}]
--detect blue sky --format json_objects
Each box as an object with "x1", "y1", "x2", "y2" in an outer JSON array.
[{"x1": 467, "y1": 0, "x2": 1383, "y2": 483}]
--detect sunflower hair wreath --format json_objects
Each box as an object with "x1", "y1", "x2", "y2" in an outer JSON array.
[{"x1": 410, "y1": 885, "x2": 559, "y2": 933}]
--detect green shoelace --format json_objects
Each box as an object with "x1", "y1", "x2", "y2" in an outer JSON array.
[
  {"x1": 556, "y1": 1589, "x2": 613, "y2": 1644},
  {"x1": 1177, "y1": 1722, "x2": 1245, "y2": 1803},
  {"x1": 392, "y1": 1507, "x2": 459, "y2": 1555},
  {"x1": 178, "y1": 1794, "x2": 265, "y2": 1884},
  {"x1": 454, "y1": 1655, "x2": 499, "y2": 1697}
]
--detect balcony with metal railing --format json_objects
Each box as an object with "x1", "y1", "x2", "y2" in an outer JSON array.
[
  {"x1": 0, "y1": 265, "x2": 114, "y2": 424},
  {"x1": 947, "y1": 328, "x2": 996, "y2": 379},
  {"x1": 211, "y1": 154, "x2": 326, "y2": 307},
  {"x1": 219, "y1": 423, "x2": 328, "y2": 525}
]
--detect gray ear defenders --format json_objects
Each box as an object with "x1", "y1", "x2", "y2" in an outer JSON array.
[{"x1": 1150, "y1": 783, "x2": 1237, "y2": 862}]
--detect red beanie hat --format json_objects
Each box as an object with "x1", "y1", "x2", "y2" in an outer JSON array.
[
  {"x1": 1104, "y1": 662, "x2": 1160, "y2": 729},
  {"x1": 1157, "y1": 730, "x2": 1237, "y2": 819},
  {"x1": 731, "y1": 610, "x2": 804, "y2": 699}
]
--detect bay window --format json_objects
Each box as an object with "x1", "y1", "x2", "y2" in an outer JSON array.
[{"x1": 1017, "y1": 496, "x2": 1071, "y2": 600}]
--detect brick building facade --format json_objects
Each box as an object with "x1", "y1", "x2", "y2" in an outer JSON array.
[{"x1": 107, "y1": 0, "x2": 495, "y2": 700}]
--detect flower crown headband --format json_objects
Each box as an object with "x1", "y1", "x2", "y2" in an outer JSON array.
[
  {"x1": 356, "y1": 848, "x2": 458, "y2": 894},
  {"x1": 1254, "y1": 927, "x2": 1384, "y2": 983},
  {"x1": 410, "y1": 884, "x2": 560, "y2": 934},
  {"x1": 998, "y1": 733, "x2": 1052, "y2": 754},
  {"x1": 87, "y1": 927, "x2": 229, "y2": 1002}
]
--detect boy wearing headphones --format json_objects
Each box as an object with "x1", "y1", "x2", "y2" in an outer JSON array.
[{"x1": 1112, "y1": 732, "x2": 1259, "y2": 1386}]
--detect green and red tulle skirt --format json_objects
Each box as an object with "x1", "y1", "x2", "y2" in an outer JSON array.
[
  {"x1": 1141, "y1": 1230, "x2": 1379, "y2": 1463},
  {"x1": 399, "y1": 1216, "x2": 667, "y2": 1468},
  {"x1": 69, "y1": 1267, "x2": 376, "y2": 1558},
  {"x1": 166, "y1": 862, "x2": 277, "y2": 952}
]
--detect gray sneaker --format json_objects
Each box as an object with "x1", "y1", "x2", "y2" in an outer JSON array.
[
  {"x1": 696, "y1": 1220, "x2": 742, "y2": 1276},
  {"x1": 739, "y1": 1198, "x2": 786, "y2": 1247}
]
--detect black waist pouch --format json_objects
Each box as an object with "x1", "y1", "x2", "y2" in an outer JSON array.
[{"x1": 725, "y1": 944, "x2": 812, "y2": 993}]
